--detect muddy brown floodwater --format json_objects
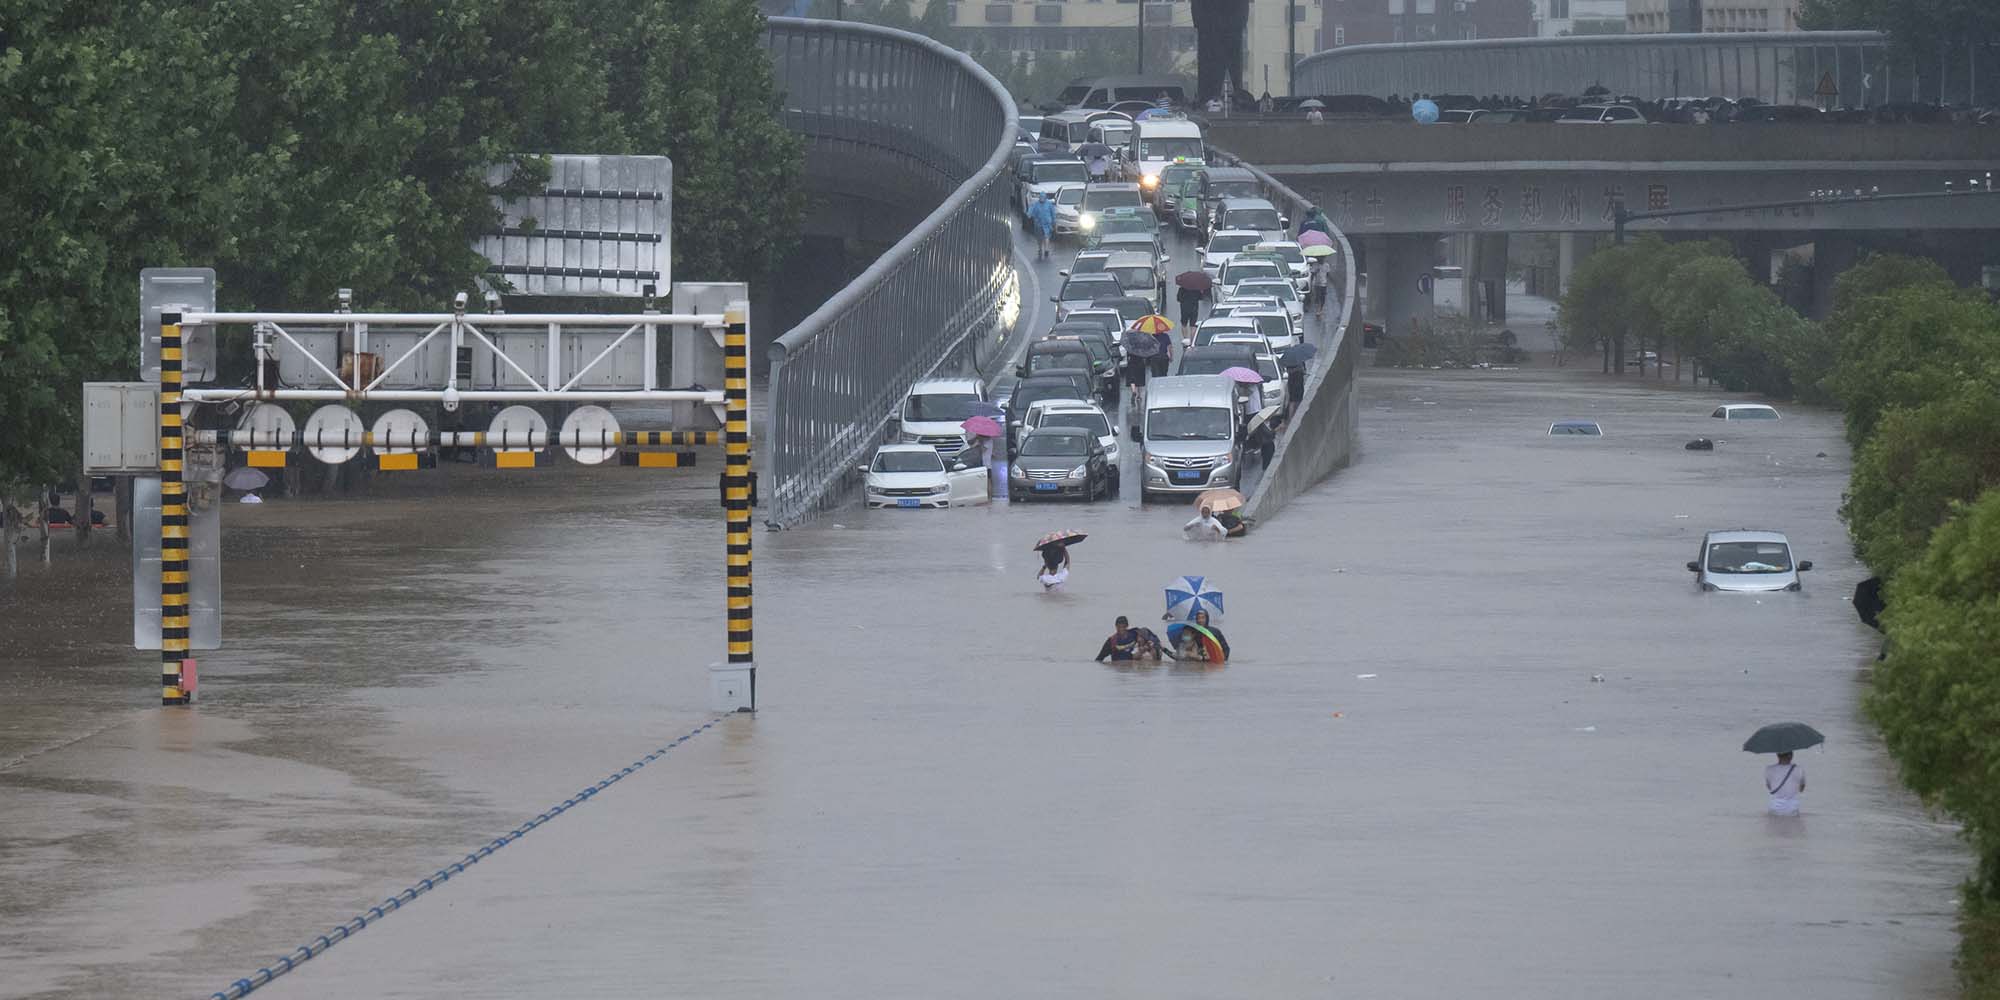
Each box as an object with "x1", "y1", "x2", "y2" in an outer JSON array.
[{"x1": 0, "y1": 242, "x2": 1968, "y2": 998}]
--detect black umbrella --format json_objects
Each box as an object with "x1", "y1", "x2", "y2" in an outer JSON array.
[
  {"x1": 1034, "y1": 529, "x2": 1086, "y2": 552},
  {"x1": 1076, "y1": 143, "x2": 1114, "y2": 161},
  {"x1": 1853, "y1": 576, "x2": 1885, "y2": 631},
  {"x1": 1279, "y1": 343, "x2": 1318, "y2": 367},
  {"x1": 1743, "y1": 722, "x2": 1824, "y2": 754},
  {"x1": 1122, "y1": 329, "x2": 1163, "y2": 357},
  {"x1": 1175, "y1": 270, "x2": 1214, "y2": 293}
]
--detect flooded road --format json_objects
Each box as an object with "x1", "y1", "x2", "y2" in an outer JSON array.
[{"x1": 0, "y1": 235, "x2": 1967, "y2": 997}]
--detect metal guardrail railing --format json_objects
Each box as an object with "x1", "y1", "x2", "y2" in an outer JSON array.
[
  {"x1": 1293, "y1": 31, "x2": 1967, "y2": 109},
  {"x1": 761, "y1": 17, "x2": 1017, "y2": 527},
  {"x1": 1206, "y1": 149, "x2": 1361, "y2": 521}
]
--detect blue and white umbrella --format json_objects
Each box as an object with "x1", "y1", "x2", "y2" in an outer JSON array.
[{"x1": 1164, "y1": 575, "x2": 1224, "y2": 621}]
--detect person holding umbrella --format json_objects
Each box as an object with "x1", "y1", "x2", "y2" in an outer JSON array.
[
  {"x1": 1744, "y1": 722, "x2": 1822, "y2": 816},
  {"x1": 1121, "y1": 327, "x2": 1161, "y2": 409},
  {"x1": 1175, "y1": 271, "x2": 1211, "y2": 333},
  {"x1": 1035, "y1": 529, "x2": 1083, "y2": 590}
]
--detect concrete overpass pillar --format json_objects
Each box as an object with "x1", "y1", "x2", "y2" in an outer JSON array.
[
  {"x1": 1555, "y1": 233, "x2": 1593, "y2": 298},
  {"x1": 1467, "y1": 233, "x2": 1509, "y2": 324},
  {"x1": 1809, "y1": 234, "x2": 1860, "y2": 320},
  {"x1": 1360, "y1": 236, "x2": 1389, "y2": 329},
  {"x1": 1381, "y1": 234, "x2": 1437, "y2": 336}
]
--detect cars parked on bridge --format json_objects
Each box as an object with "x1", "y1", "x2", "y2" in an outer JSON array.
[
  {"x1": 896, "y1": 378, "x2": 988, "y2": 457},
  {"x1": 1052, "y1": 272, "x2": 1124, "y2": 320},
  {"x1": 1555, "y1": 104, "x2": 1649, "y2": 124},
  {"x1": 1017, "y1": 156, "x2": 1089, "y2": 215},
  {"x1": 1687, "y1": 529, "x2": 1812, "y2": 592},
  {"x1": 1202, "y1": 230, "x2": 1264, "y2": 276},
  {"x1": 1050, "y1": 183, "x2": 1087, "y2": 237},
  {"x1": 1712, "y1": 403, "x2": 1781, "y2": 421},
  {"x1": 863, "y1": 444, "x2": 988, "y2": 509},
  {"x1": 1138, "y1": 375, "x2": 1241, "y2": 500},
  {"x1": 1006, "y1": 372, "x2": 1095, "y2": 449},
  {"x1": 1022, "y1": 399, "x2": 1121, "y2": 493},
  {"x1": 1009, "y1": 426, "x2": 1115, "y2": 502},
  {"x1": 1213, "y1": 197, "x2": 1288, "y2": 243}
]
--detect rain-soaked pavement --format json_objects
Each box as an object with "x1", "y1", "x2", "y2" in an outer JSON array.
[{"x1": 0, "y1": 225, "x2": 1969, "y2": 999}]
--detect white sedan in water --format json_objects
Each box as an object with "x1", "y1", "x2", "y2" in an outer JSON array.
[{"x1": 863, "y1": 444, "x2": 988, "y2": 509}]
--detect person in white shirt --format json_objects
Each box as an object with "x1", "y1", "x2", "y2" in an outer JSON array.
[
  {"x1": 1183, "y1": 506, "x2": 1227, "y2": 541},
  {"x1": 1764, "y1": 751, "x2": 1806, "y2": 816}
]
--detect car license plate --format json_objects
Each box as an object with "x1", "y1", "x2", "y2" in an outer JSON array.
[
  {"x1": 896, "y1": 498, "x2": 921, "y2": 508},
  {"x1": 1035, "y1": 483, "x2": 1060, "y2": 492},
  {"x1": 1174, "y1": 470, "x2": 1203, "y2": 482}
]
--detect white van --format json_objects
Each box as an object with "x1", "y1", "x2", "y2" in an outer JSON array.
[
  {"x1": 896, "y1": 378, "x2": 987, "y2": 457},
  {"x1": 1137, "y1": 375, "x2": 1241, "y2": 501},
  {"x1": 1127, "y1": 116, "x2": 1205, "y2": 200}
]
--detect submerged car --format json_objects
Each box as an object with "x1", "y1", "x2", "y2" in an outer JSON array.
[
  {"x1": 1549, "y1": 420, "x2": 1603, "y2": 436},
  {"x1": 1687, "y1": 530, "x2": 1812, "y2": 592},
  {"x1": 1712, "y1": 404, "x2": 1781, "y2": 421},
  {"x1": 863, "y1": 444, "x2": 987, "y2": 509}
]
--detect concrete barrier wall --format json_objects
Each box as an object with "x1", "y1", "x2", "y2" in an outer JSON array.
[
  {"x1": 1205, "y1": 149, "x2": 1362, "y2": 523},
  {"x1": 1243, "y1": 319, "x2": 1358, "y2": 524}
]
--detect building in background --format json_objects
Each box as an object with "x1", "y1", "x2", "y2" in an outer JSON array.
[
  {"x1": 1320, "y1": 0, "x2": 1536, "y2": 48},
  {"x1": 938, "y1": 0, "x2": 1198, "y2": 69},
  {"x1": 1245, "y1": 0, "x2": 1325, "y2": 95},
  {"x1": 1533, "y1": 0, "x2": 1626, "y2": 36},
  {"x1": 1626, "y1": 0, "x2": 1800, "y2": 33}
]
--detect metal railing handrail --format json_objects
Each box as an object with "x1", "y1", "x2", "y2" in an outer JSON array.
[
  {"x1": 760, "y1": 17, "x2": 1019, "y2": 526},
  {"x1": 764, "y1": 17, "x2": 1014, "y2": 365}
]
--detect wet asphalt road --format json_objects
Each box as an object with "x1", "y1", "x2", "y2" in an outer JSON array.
[{"x1": 0, "y1": 226, "x2": 1968, "y2": 998}]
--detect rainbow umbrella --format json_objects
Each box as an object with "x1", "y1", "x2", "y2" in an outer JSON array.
[
  {"x1": 1165, "y1": 623, "x2": 1229, "y2": 662},
  {"x1": 1302, "y1": 243, "x2": 1337, "y2": 258},
  {"x1": 1130, "y1": 314, "x2": 1176, "y2": 334},
  {"x1": 1034, "y1": 529, "x2": 1087, "y2": 552}
]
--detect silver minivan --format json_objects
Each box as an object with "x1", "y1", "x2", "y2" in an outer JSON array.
[
  {"x1": 1138, "y1": 375, "x2": 1240, "y2": 500},
  {"x1": 1687, "y1": 530, "x2": 1813, "y2": 592}
]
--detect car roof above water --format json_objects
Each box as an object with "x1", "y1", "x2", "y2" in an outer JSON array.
[{"x1": 1703, "y1": 529, "x2": 1791, "y2": 545}]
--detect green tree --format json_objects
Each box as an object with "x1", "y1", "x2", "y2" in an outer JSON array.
[
  {"x1": 0, "y1": 0, "x2": 804, "y2": 513},
  {"x1": 1868, "y1": 487, "x2": 2000, "y2": 993},
  {"x1": 1843, "y1": 384, "x2": 2000, "y2": 576},
  {"x1": 1824, "y1": 283, "x2": 2000, "y2": 449}
]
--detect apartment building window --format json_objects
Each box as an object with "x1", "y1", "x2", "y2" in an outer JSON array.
[
  {"x1": 1333, "y1": 22, "x2": 1345, "y2": 44},
  {"x1": 1415, "y1": 0, "x2": 1435, "y2": 13},
  {"x1": 985, "y1": 2, "x2": 1012, "y2": 22}
]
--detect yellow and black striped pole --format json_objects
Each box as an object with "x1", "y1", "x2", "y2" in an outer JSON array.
[
  {"x1": 722, "y1": 309, "x2": 754, "y2": 708},
  {"x1": 159, "y1": 314, "x2": 193, "y2": 705}
]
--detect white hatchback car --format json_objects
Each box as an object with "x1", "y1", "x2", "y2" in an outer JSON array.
[
  {"x1": 863, "y1": 444, "x2": 988, "y2": 509},
  {"x1": 1687, "y1": 529, "x2": 1813, "y2": 592}
]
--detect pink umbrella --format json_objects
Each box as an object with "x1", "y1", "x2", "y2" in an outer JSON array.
[
  {"x1": 1298, "y1": 230, "x2": 1334, "y2": 248},
  {"x1": 961, "y1": 415, "x2": 1004, "y2": 437},
  {"x1": 1220, "y1": 366, "x2": 1264, "y2": 383}
]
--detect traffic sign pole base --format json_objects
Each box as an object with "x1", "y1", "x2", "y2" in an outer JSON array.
[{"x1": 709, "y1": 663, "x2": 755, "y2": 713}]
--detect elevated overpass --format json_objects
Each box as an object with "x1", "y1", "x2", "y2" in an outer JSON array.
[
  {"x1": 1206, "y1": 119, "x2": 2000, "y2": 333},
  {"x1": 759, "y1": 18, "x2": 1019, "y2": 525}
]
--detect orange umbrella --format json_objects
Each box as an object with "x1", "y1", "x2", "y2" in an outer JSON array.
[{"x1": 1130, "y1": 314, "x2": 1175, "y2": 334}]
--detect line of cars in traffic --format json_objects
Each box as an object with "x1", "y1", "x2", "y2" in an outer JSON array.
[{"x1": 866, "y1": 103, "x2": 1305, "y2": 510}]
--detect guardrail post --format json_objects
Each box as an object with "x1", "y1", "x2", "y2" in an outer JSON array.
[
  {"x1": 711, "y1": 307, "x2": 756, "y2": 712},
  {"x1": 159, "y1": 314, "x2": 194, "y2": 705}
]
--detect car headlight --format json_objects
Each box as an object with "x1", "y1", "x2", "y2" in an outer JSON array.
[
  {"x1": 1079, "y1": 214, "x2": 1097, "y2": 231},
  {"x1": 1068, "y1": 464, "x2": 1089, "y2": 479},
  {"x1": 930, "y1": 483, "x2": 951, "y2": 494},
  {"x1": 1010, "y1": 464, "x2": 1026, "y2": 478},
  {"x1": 1141, "y1": 174, "x2": 1159, "y2": 188}
]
